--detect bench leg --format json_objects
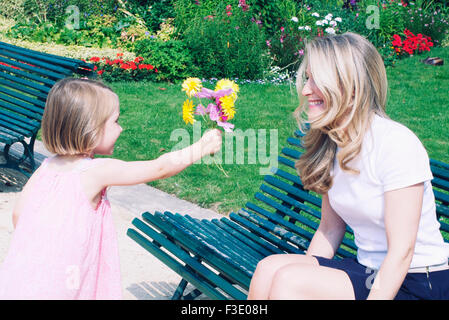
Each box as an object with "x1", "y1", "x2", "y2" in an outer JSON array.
[
  {"x1": 171, "y1": 278, "x2": 205, "y2": 300},
  {"x1": 171, "y1": 279, "x2": 188, "y2": 300},
  {"x1": 1, "y1": 135, "x2": 36, "y2": 177}
]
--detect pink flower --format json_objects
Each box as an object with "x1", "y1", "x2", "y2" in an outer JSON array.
[
  {"x1": 217, "y1": 121, "x2": 235, "y2": 132},
  {"x1": 280, "y1": 34, "x2": 286, "y2": 43},
  {"x1": 238, "y1": 0, "x2": 249, "y2": 12},
  {"x1": 195, "y1": 104, "x2": 207, "y2": 115},
  {"x1": 208, "y1": 104, "x2": 220, "y2": 122},
  {"x1": 195, "y1": 87, "x2": 233, "y2": 99},
  {"x1": 226, "y1": 4, "x2": 232, "y2": 16}
]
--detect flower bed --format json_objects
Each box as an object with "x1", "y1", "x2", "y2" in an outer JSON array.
[{"x1": 86, "y1": 53, "x2": 158, "y2": 82}]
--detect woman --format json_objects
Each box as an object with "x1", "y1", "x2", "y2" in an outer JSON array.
[{"x1": 248, "y1": 32, "x2": 449, "y2": 300}]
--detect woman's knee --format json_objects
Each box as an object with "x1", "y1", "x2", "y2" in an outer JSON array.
[
  {"x1": 254, "y1": 254, "x2": 317, "y2": 275},
  {"x1": 268, "y1": 264, "x2": 356, "y2": 300},
  {"x1": 268, "y1": 264, "x2": 314, "y2": 300}
]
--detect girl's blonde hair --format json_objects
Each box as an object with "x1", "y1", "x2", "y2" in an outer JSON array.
[
  {"x1": 42, "y1": 78, "x2": 118, "y2": 156},
  {"x1": 295, "y1": 32, "x2": 388, "y2": 194}
]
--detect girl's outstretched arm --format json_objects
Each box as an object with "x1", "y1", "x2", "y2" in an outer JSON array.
[{"x1": 91, "y1": 129, "x2": 222, "y2": 189}]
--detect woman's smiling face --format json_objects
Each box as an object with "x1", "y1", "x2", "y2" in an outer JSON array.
[{"x1": 301, "y1": 65, "x2": 327, "y2": 121}]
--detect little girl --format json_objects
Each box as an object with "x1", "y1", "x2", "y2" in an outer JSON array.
[{"x1": 0, "y1": 78, "x2": 222, "y2": 299}]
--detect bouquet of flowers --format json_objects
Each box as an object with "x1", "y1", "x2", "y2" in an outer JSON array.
[
  {"x1": 181, "y1": 77, "x2": 239, "y2": 132},
  {"x1": 181, "y1": 77, "x2": 239, "y2": 176}
]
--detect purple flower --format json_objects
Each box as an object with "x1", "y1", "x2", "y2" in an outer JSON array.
[
  {"x1": 217, "y1": 121, "x2": 235, "y2": 132},
  {"x1": 195, "y1": 87, "x2": 233, "y2": 99}
]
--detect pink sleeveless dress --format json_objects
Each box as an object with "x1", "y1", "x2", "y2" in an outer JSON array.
[{"x1": 0, "y1": 157, "x2": 122, "y2": 299}]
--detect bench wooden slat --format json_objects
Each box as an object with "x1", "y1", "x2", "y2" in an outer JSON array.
[
  {"x1": 201, "y1": 219, "x2": 265, "y2": 263},
  {"x1": 219, "y1": 218, "x2": 283, "y2": 255},
  {"x1": 212, "y1": 218, "x2": 274, "y2": 257},
  {"x1": 278, "y1": 155, "x2": 296, "y2": 169},
  {"x1": 0, "y1": 73, "x2": 50, "y2": 95},
  {"x1": 0, "y1": 110, "x2": 39, "y2": 129},
  {"x1": 0, "y1": 85, "x2": 46, "y2": 108},
  {"x1": 281, "y1": 147, "x2": 302, "y2": 160},
  {"x1": 238, "y1": 208, "x2": 310, "y2": 251},
  {"x1": 432, "y1": 177, "x2": 449, "y2": 193},
  {"x1": 258, "y1": 184, "x2": 358, "y2": 251},
  {"x1": 0, "y1": 49, "x2": 74, "y2": 76},
  {"x1": 0, "y1": 41, "x2": 92, "y2": 70},
  {"x1": 0, "y1": 99, "x2": 41, "y2": 121},
  {"x1": 431, "y1": 166, "x2": 449, "y2": 182},
  {"x1": 431, "y1": 159, "x2": 449, "y2": 171},
  {"x1": 179, "y1": 214, "x2": 260, "y2": 269},
  {"x1": 0, "y1": 126, "x2": 23, "y2": 143},
  {"x1": 271, "y1": 166, "x2": 303, "y2": 187},
  {"x1": 0, "y1": 118, "x2": 33, "y2": 136},
  {"x1": 145, "y1": 211, "x2": 254, "y2": 288},
  {"x1": 0, "y1": 55, "x2": 67, "y2": 80},
  {"x1": 254, "y1": 189, "x2": 319, "y2": 231},
  {"x1": 264, "y1": 175, "x2": 322, "y2": 207},
  {"x1": 0, "y1": 63, "x2": 55, "y2": 87},
  {"x1": 0, "y1": 91, "x2": 44, "y2": 116},
  {"x1": 435, "y1": 190, "x2": 449, "y2": 207},
  {"x1": 230, "y1": 211, "x2": 303, "y2": 254}
]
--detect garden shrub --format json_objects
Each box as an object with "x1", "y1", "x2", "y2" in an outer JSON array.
[
  {"x1": 181, "y1": 2, "x2": 269, "y2": 80},
  {"x1": 173, "y1": 0, "x2": 221, "y2": 34},
  {"x1": 133, "y1": 38, "x2": 195, "y2": 81},
  {"x1": 123, "y1": 0, "x2": 175, "y2": 33},
  {"x1": 403, "y1": 5, "x2": 449, "y2": 47}
]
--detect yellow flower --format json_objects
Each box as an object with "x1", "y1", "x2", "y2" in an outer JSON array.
[
  {"x1": 215, "y1": 79, "x2": 239, "y2": 101},
  {"x1": 182, "y1": 77, "x2": 202, "y2": 98},
  {"x1": 219, "y1": 95, "x2": 236, "y2": 120},
  {"x1": 182, "y1": 99, "x2": 196, "y2": 125}
]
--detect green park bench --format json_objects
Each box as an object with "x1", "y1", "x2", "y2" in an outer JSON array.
[
  {"x1": 127, "y1": 130, "x2": 449, "y2": 300},
  {"x1": 0, "y1": 41, "x2": 94, "y2": 176}
]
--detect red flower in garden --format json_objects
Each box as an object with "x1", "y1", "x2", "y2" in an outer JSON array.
[
  {"x1": 392, "y1": 29, "x2": 433, "y2": 57},
  {"x1": 226, "y1": 4, "x2": 232, "y2": 16},
  {"x1": 87, "y1": 55, "x2": 157, "y2": 80}
]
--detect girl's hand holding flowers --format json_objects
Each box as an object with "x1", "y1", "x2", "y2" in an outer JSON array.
[
  {"x1": 181, "y1": 78, "x2": 238, "y2": 132},
  {"x1": 181, "y1": 77, "x2": 239, "y2": 177},
  {"x1": 199, "y1": 129, "x2": 222, "y2": 156}
]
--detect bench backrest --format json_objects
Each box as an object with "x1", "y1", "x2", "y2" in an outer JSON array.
[{"x1": 0, "y1": 41, "x2": 94, "y2": 143}]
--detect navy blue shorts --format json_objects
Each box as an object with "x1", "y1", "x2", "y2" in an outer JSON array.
[{"x1": 314, "y1": 256, "x2": 449, "y2": 300}]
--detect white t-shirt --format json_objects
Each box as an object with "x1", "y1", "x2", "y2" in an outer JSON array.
[{"x1": 328, "y1": 114, "x2": 449, "y2": 269}]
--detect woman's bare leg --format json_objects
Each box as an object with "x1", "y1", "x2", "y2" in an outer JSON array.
[
  {"x1": 247, "y1": 254, "x2": 318, "y2": 300},
  {"x1": 268, "y1": 263, "x2": 355, "y2": 300}
]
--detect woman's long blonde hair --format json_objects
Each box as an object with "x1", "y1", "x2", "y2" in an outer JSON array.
[{"x1": 295, "y1": 32, "x2": 388, "y2": 194}]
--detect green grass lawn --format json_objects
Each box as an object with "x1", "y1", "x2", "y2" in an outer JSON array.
[{"x1": 108, "y1": 46, "x2": 449, "y2": 216}]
